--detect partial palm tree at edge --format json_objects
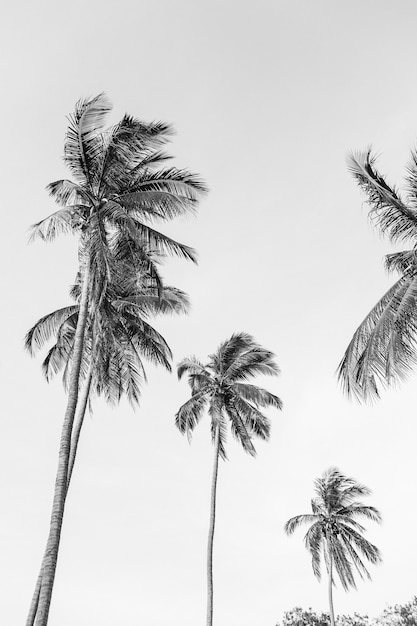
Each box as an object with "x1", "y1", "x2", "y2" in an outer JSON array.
[
  {"x1": 284, "y1": 467, "x2": 382, "y2": 626},
  {"x1": 338, "y1": 149, "x2": 417, "y2": 401},
  {"x1": 175, "y1": 332, "x2": 282, "y2": 626}
]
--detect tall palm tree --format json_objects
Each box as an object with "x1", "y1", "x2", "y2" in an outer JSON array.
[
  {"x1": 29, "y1": 93, "x2": 206, "y2": 625},
  {"x1": 337, "y1": 149, "x2": 417, "y2": 401},
  {"x1": 175, "y1": 332, "x2": 282, "y2": 626},
  {"x1": 25, "y1": 274, "x2": 189, "y2": 626},
  {"x1": 284, "y1": 468, "x2": 382, "y2": 626}
]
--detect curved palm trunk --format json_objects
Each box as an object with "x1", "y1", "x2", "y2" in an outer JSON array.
[
  {"x1": 30, "y1": 260, "x2": 91, "y2": 626},
  {"x1": 207, "y1": 422, "x2": 220, "y2": 626},
  {"x1": 26, "y1": 366, "x2": 94, "y2": 626}
]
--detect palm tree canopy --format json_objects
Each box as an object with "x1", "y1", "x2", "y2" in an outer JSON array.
[
  {"x1": 175, "y1": 332, "x2": 282, "y2": 459},
  {"x1": 284, "y1": 467, "x2": 382, "y2": 591},
  {"x1": 25, "y1": 274, "x2": 189, "y2": 406},
  {"x1": 338, "y1": 149, "x2": 417, "y2": 401},
  {"x1": 30, "y1": 93, "x2": 207, "y2": 291}
]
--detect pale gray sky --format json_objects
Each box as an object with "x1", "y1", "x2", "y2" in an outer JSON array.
[{"x1": 2, "y1": 1, "x2": 417, "y2": 625}]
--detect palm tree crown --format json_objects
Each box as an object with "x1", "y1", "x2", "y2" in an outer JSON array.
[
  {"x1": 338, "y1": 149, "x2": 417, "y2": 401},
  {"x1": 176, "y1": 332, "x2": 283, "y2": 457},
  {"x1": 284, "y1": 467, "x2": 382, "y2": 590}
]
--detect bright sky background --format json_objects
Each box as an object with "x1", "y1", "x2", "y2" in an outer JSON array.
[{"x1": 2, "y1": 1, "x2": 417, "y2": 625}]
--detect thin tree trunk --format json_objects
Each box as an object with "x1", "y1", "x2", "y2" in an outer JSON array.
[
  {"x1": 26, "y1": 366, "x2": 94, "y2": 626},
  {"x1": 30, "y1": 259, "x2": 91, "y2": 626},
  {"x1": 207, "y1": 422, "x2": 220, "y2": 626},
  {"x1": 327, "y1": 539, "x2": 335, "y2": 626},
  {"x1": 67, "y1": 365, "x2": 93, "y2": 486}
]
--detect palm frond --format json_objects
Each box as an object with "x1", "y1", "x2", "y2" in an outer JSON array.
[
  {"x1": 337, "y1": 274, "x2": 417, "y2": 400},
  {"x1": 284, "y1": 514, "x2": 320, "y2": 535},
  {"x1": 209, "y1": 410, "x2": 228, "y2": 460},
  {"x1": 229, "y1": 395, "x2": 271, "y2": 441},
  {"x1": 212, "y1": 332, "x2": 256, "y2": 375},
  {"x1": 232, "y1": 382, "x2": 283, "y2": 409},
  {"x1": 348, "y1": 150, "x2": 417, "y2": 243},
  {"x1": 303, "y1": 522, "x2": 324, "y2": 580},
  {"x1": 64, "y1": 93, "x2": 112, "y2": 186},
  {"x1": 47, "y1": 179, "x2": 92, "y2": 207},
  {"x1": 338, "y1": 504, "x2": 382, "y2": 524},
  {"x1": 177, "y1": 356, "x2": 209, "y2": 381},
  {"x1": 175, "y1": 390, "x2": 209, "y2": 439},
  {"x1": 226, "y1": 403, "x2": 257, "y2": 456},
  {"x1": 29, "y1": 208, "x2": 78, "y2": 242},
  {"x1": 25, "y1": 306, "x2": 79, "y2": 355},
  {"x1": 330, "y1": 534, "x2": 356, "y2": 591},
  {"x1": 224, "y1": 344, "x2": 280, "y2": 382},
  {"x1": 384, "y1": 249, "x2": 417, "y2": 275}
]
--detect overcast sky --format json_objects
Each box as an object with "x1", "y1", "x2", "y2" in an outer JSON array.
[{"x1": 2, "y1": 1, "x2": 417, "y2": 625}]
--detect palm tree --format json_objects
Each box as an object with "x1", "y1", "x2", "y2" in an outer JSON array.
[
  {"x1": 284, "y1": 468, "x2": 382, "y2": 626},
  {"x1": 337, "y1": 149, "x2": 417, "y2": 401},
  {"x1": 25, "y1": 272, "x2": 189, "y2": 625},
  {"x1": 175, "y1": 332, "x2": 282, "y2": 626},
  {"x1": 28, "y1": 93, "x2": 206, "y2": 625}
]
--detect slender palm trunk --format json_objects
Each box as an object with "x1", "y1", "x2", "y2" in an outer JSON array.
[
  {"x1": 30, "y1": 260, "x2": 91, "y2": 626},
  {"x1": 207, "y1": 422, "x2": 220, "y2": 626},
  {"x1": 26, "y1": 367, "x2": 94, "y2": 626},
  {"x1": 327, "y1": 539, "x2": 335, "y2": 626},
  {"x1": 67, "y1": 365, "x2": 93, "y2": 486}
]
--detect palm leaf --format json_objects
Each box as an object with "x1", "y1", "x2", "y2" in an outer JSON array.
[
  {"x1": 25, "y1": 306, "x2": 79, "y2": 355},
  {"x1": 348, "y1": 150, "x2": 417, "y2": 243}
]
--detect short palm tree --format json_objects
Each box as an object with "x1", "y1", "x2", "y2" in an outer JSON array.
[
  {"x1": 284, "y1": 468, "x2": 382, "y2": 626},
  {"x1": 338, "y1": 149, "x2": 417, "y2": 401},
  {"x1": 28, "y1": 93, "x2": 206, "y2": 625},
  {"x1": 25, "y1": 270, "x2": 189, "y2": 625},
  {"x1": 175, "y1": 332, "x2": 282, "y2": 626}
]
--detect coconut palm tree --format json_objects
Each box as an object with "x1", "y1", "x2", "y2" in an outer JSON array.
[
  {"x1": 28, "y1": 93, "x2": 206, "y2": 625},
  {"x1": 284, "y1": 468, "x2": 382, "y2": 626},
  {"x1": 25, "y1": 272, "x2": 189, "y2": 625},
  {"x1": 175, "y1": 332, "x2": 282, "y2": 626},
  {"x1": 337, "y1": 149, "x2": 417, "y2": 401}
]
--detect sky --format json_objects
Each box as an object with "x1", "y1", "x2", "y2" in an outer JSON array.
[{"x1": 1, "y1": 1, "x2": 417, "y2": 625}]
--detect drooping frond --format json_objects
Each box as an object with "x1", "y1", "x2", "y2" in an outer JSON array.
[
  {"x1": 175, "y1": 390, "x2": 209, "y2": 439},
  {"x1": 42, "y1": 317, "x2": 78, "y2": 381},
  {"x1": 347, "y1": 150, "x2": 417, "y2": 243},
  {"x1": 337, "y1": 273, "x2": 417, "y2": 401},
  {"x1": 329, "y1": 533, "x2": 356, "y2": 591},
  {"x1": 338, "y1": 504, "x2": 382, "y2": 524},
  {"x1": 303, "y1": 522, "x2": 324, "y2": 580},
  {"x1": 339, "y1": 525, "x2": 382, "y2": 566},
  {"x1": 114, "y1": 286, "x2": 190, "y2": 318},
  {"x1": 117, "y1": 167, "x2": 207, "y2": 218},
  {"x1": 46, "y1": 180, "x2": 92, "y2": 207},
  {"x1": 284, "y1": 514, "x2": 320, "y2": 535},
  {"x1": 177, "y1": 356, "x2": 209, "y2": 381},
  {"x1": 24, "y1": 306, "x2": 79, "y2": 355},
  {"x1": 226, "y1": 402, "x2": 257, "y2": 456},
  {"x1": 231, "y1": 382, "x2": 283, "y2": 410},
  {"x1": 209, "y1": 408, "x2": 228, "y2": 460},
  {"x1": 29, "y1": 208, "x2": 80, "y2": 242},
  {"x1": 229, "y1": 395, "x2": 271, "y2": 441},
  {"x1": 102, "y1": 201, "x2": 198, "y2": 263},
  {"x1": 384, "y1": 249, "x2": 417, "y2": 275}
]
